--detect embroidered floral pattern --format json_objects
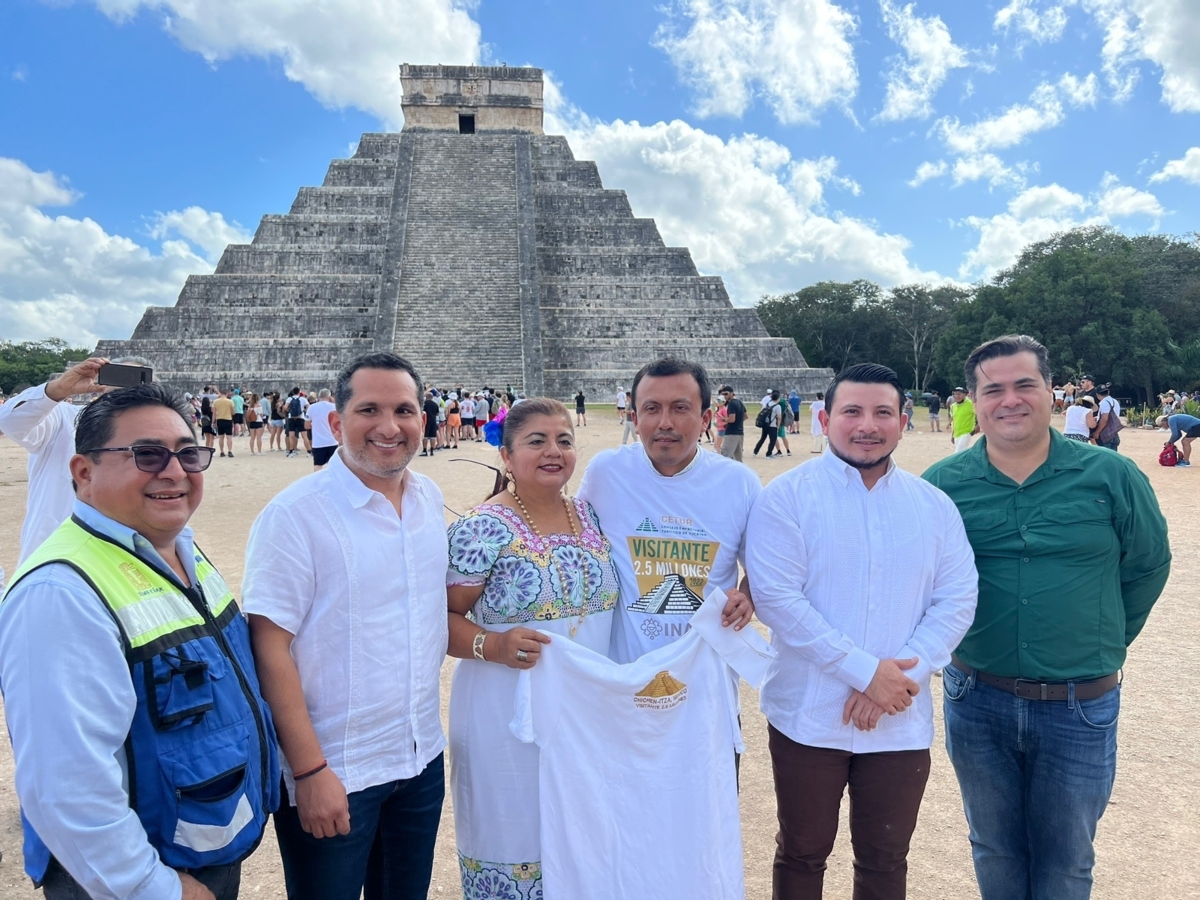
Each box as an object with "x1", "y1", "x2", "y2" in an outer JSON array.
[
  {"x1": 460, "y1": 854, "x2": 543, "y2": 900},
  {"x1": 449, "y1": 513, "x2": 515, "y2": 578},
  {"x1": 450, "y1": 501, "x2": 620, "y2": 625}
]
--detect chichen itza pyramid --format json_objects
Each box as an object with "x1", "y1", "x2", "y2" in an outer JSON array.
[{"x1": 98, "y1": 65, "x2": 832, "y2": 398}]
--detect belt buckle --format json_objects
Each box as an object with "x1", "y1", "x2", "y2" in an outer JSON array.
[{"x1": 1012, "y1": 678, "x2": 1049, "y2": 700}]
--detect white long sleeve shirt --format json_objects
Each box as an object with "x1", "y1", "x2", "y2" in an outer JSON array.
[
  {"x1": 0, "y1": 501, "x2": 197, "y2": 900},
  {"x1": 746, "y1": 451, "x2": 978, "y2": 752},
  {"x1": 243, "y1": 452, "x2": 448, "y2": 800},
  {"x1": 0, "y1": 383, "x2": 80, "y2": 562}
]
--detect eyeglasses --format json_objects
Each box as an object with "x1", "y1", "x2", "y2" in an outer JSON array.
[{"x1": 86, "y1": 445, "x2": 215, "y2": 473}]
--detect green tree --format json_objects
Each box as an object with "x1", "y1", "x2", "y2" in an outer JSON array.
[
  {"x1": 757, "y1": 280, "x2": 898, "y2": 373},
  {"x1": 0, "y1": 339, "x2": 92, "y2": 395},
  {"x1": 883, "y1": 284, "x2": 970, "y2": 391}
]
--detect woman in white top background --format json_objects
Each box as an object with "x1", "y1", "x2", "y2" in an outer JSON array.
[
  {"x1": 444, "y1": 397, "x2": 619, "y2": 900},
  {"x1": 1063, "y1": 395, "x2": 1097, "y2": 442}
]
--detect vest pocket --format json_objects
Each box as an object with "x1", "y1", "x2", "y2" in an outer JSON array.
[
  {"x1": 164, "y1": 729, "x2": 255, "y2": 854},
  {"x1": 147, "y1": 646, "x2": 220, "y2": 730}
]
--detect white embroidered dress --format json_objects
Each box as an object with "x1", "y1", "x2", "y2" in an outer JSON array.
[{"x1": 446, "y1": 500, "x2": 618, "y2": 900}]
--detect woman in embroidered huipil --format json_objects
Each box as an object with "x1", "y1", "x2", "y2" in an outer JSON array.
[{"x1": 445, "y1": 398, "x2": 618, "y2": 900}]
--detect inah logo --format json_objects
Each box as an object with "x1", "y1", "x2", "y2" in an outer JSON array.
[
  {"x1": 634, "y1": 671, "x2": 688, "y2": 710},
  {"x1": 635, "y1": 517, "x2": 658, "y2": 533},
  {"x1": 118, "y1": 562, "x2": 153, "y2": 592}
]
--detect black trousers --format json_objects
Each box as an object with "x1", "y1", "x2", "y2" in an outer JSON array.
[{"x1": 755, "y1": 425, "x2": 778, "y2": 456}]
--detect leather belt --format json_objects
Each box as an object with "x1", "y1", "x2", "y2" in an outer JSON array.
[{"x1": 950, "y1": 655, "x2": 1119, "y2": 701}]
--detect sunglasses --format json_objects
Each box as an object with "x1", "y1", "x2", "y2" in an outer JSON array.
[{"x1": 87, "y1": 445, "x2": 215, "y2": 473}]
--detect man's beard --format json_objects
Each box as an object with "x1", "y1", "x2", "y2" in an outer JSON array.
[
  {"x1": 341, "y1": 440, "x2": 416, "y2": 480},
  {"x1": 829, "y1": 442, "x2": 893, "y2": 473}
]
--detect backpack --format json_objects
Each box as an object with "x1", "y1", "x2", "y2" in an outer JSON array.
[
  {"x1": 755, "y1": 405, "x2": 772, "y2": 429},
  {"x1": 1159, "y1": 443, "x2": 1181, "y2": 467},
  {"x1": 1097, "y1": 399, "x2": 1124, "y2": 443},
  {"x1": 246, "y1": 406, "x2": 258, "y2": 424},
  {"x1": 782, "y1": 402, "x2": 795, "y2": 427},
  {"x1": 288, "y1": 396, "x2": 303, "y2": 417}
]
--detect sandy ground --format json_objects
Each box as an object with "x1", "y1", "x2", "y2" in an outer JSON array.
[{"x1": 0, "y1": 409, "x2": 1195, "y2": 900}]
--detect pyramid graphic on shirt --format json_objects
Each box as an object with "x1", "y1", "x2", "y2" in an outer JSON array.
[
  {"x1": 634, "y1": 670, "x2": 689, "y2": 709},
  {"x1": 635, "y1": 517, "x2": 658, "y2": 533},
  {"x1": 628, "y1": 573, "x2": 703, "y2": 615}
]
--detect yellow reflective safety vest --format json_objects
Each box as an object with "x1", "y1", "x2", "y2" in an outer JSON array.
[{"x1": 3, "y1": 516, "x2": 280, "y2": 881}]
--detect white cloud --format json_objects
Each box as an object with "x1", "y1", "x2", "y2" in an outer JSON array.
[
  {"x1": 994, "y1": 0, "x2": 1075, "y2": 43},
  {"x1": 951, "y1": 154, "x2": 1025, "y2": 189},
  {"x1": 88, "y1": 0, "x2": 482, "y2": 128},
  {"x1": 149, "y1": 207, "x2": 251, "y2": 263},
  {"x1": 1150, "y1": 147, "x2": 1200, "y2": 184},
  {"x1": 0, "y1": 158, "x2": 226, "y2": 346},
  {"x1": 654, "y1": 0, "x2": 859, "y2": 124},
  {"x1": 1082, "y1": 0, "x2": 1200, "y2": 111},
  {"x1": 935, "y1": 72, "x2": 1097, "y2": 155},
  {"x1": 1096, "y1": 172, "x2": 1164, "y2": 218},
  {"x1": 960, "y1": 176, "x2": 1162, "y2": 279},
  {"x1": 876, "y1": 0, "x2": 969, "y2": 122},
  {"x1": 908, "y1": 160, "x2": 948, "y2": 187},
  {"x1": 545, "y1": 83, "x2": 940, "y2": 301}
]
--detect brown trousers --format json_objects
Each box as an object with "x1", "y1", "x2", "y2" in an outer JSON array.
[{"x1": 768, "y1": 724, "x2": 930, "y2": 900}]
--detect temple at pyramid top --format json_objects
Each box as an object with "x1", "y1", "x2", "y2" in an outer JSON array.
[
  {"x1": 97, "y1": 65, "x2": 832, "y2": 398},
  {"x1": 400, "y1": 64, "x2": 544, "y2": 134}
]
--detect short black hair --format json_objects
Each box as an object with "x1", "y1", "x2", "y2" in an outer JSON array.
[
  {"x1": 334, "y1": 352, "x2": 422, "y2": 412},
  {"x1": 964, "y1": 334, "x2": 1051, "y2": 393},
  {"x1": 630, "y1": 357, "x2": 711, "y2": 411},
  {"x1": 824, "y1": 363, "x2": 905, "y2": 414},
  {"x1": 76, "y1": 383, "x2": 196, "y2": 454}
]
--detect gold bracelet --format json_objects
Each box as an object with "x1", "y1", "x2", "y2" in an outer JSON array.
[{"x1": 472, "y1": 629, "x2": 488, "y2": 661}]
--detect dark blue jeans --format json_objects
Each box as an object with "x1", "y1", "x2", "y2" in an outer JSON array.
[
  {"x1": 42, "y1": 858, "x2": 240, "y2": 900},
  {"x1": 942, "y1": 665, "x2": 1119, "y2": 900},
  {"x1": 274, "y1": 753, "x2": 445, "y2": 900}
]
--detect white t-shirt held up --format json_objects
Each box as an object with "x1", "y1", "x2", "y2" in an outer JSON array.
[{"x1": 578, "y1": 443, "x2": 761, "y2": 663}]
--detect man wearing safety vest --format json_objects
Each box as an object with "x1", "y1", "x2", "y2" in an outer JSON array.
[{"x1": 0, "y1": 383, "x2": 280, "y2": 900}]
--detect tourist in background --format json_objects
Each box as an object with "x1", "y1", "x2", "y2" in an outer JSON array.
[
  {"x1": 924, "y1": 334, "x2": 1170, "y2": 900},
  {"x1": 232, "y1": 387, "x2": 246, "y2": 436},
  {"x1": 446, "y1": 393, "x2": 462, "y2": 449},
  {"x1": 809, "y1": 392, "x2": 826, "y2": 453},
  {"x1": 308, "y1": 389, "x2": 338, "y2": 470},
  {"x1": 269, "y1": 392, "x2": 286, "y2": 451},
  {"x1": 1157, "y1": 411, "x2": 1200, "y2": 467},
  {"x1": 718, "y1": 384, "x2": 747, "y2": 462},
  {"x1": 776, "y1": 399, "x2": 793, "y2": 456},
  {"x1": 904, "y1": 392, "x2": 915, "y2": 431},
  {"x1": 616, "y1": 386, "x2": 627, "y2": 421},
  {"x1": 200, "y1": 395, "x2": 216, "y2": 450},
  {"x1": 788, "y1": 389, "x2": 801, "y2": 434},
  {"x1": 245, "y1": 352, "x2": 447, "y2": 900},
  {"x1": 247, "y1": 391, "x2": 265, "y2": 454},
  {"x1": 460, "y1": 393, "x2": 477, "y2": 441},
  {"x1": 574, "y1": 389, "x2": 587, "y2": 426},
  {"x1": 422, "y1": 390, "x2": 441, "y2": 456},
  {"x1": 754, "y1": 390, "x2": 781, "y2": 458},
  {"x1": 212, "y1": 388, "x2": 235, "y2": 458},
  {"x1": 1093, "y1": 383, "x2": 1123, "y2": 452},
  {"x1": 1064, "y1": 396, "x2": 1097, "y2": 442},
  {"x1": 0, "y1": 383, "x2": 279, "y2": 900},
  {"x1": 927, "y1": 390, "x2": 942, "y2": 433},
  {"x1": 445, "y1": 398, "x2": 618, "y2": 900},
  {"x1": 284, "y1": 388, "x2": 307, "y2": 458},
  {"x1": 714, "y1": 396, "x2": 727, "y2": 455},
  {"x1": 619, "y1": 391, "x2": 635, "y2": 445},
  {"x1": 950, "y1": 386, "x2": 976, "y2": 453}
]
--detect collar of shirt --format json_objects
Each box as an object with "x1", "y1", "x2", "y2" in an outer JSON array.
[
  {"x1": 818, "y1": 447, "x2": 898, "y2": 490},
  {"x1": 955, "y1": 429, "x2": 1086, "y2": 487},
  {"x1": 325, "y1": 447, "x2": 422, "y2": 516},
  {"x1": 71, "y1": 499, "x2": 198, "y2": 587},
  {"x1": 635, "y1": 441, "x2": 703, "y2": 479}
]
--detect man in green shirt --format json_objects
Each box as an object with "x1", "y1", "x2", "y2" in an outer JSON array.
[
  {"x1": 923, "y1": 335, "x2": 1170, "y2": 900},
  {"x1": 949, "y1": 386, "x2": 976, "y2": 453}
]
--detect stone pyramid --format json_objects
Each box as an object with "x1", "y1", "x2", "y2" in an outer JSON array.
[
  {"x1": 629, "y1": 573, "x2": 703, "y2": 615},
  {"x1": 98, "y1": 65, "x2": 832, "y2": 398}
]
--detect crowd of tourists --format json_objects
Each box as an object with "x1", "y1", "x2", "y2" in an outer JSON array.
[{"x1": 0, "y1": 337, "x2": 1176, "y2": 900}]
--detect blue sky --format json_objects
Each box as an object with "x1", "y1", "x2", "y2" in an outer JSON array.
[{"x1": 2, "y1": 0, "x2": 1198, "y2": 346}]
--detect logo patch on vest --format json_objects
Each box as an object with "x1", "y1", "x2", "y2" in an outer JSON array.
[
  {"x1": 119, "y1": 562, "x2": 153, "y2": 591},
  {"x1": 634, "y1": 671, "x2": 688, "y2": 710}
]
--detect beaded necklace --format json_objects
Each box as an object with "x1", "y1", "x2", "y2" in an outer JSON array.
[{"x1": 510, "y1": 488, "x2": 589, "y2": 637}]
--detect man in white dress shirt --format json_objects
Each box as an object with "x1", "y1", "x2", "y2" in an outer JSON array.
[
  {"x1": 747, "y1": 363, "x2": 978, "y2": 900},
  {"x1": 244, "y1": 352, "x2": 449, "y2": 900},
  {"x1": 0, "y1": 355, "x2": 148, "y2": 569}
]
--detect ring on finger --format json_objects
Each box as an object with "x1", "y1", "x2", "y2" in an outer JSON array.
[{"x1": 516, "y1": 649, "x2": 529, "y2": 663}]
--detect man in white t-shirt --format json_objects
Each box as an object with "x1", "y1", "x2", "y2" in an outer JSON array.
[
  {"x1": 809, "y1": 392, "x2": 827, "y2": 453},
  {"x1": 579, "y1": 358, "x2": 759, "y2": 664},
  {"x1": 307, "y1": 388, "x2": 338, "y2": 469},
  {"x1": 1093, "y1": 383, "x2": 1122, "y2": 452},
  {"x1": 244, "y1": 352, "x2": 447, "y2": 899},
  {"x1": 747, "y1": 362, "x2": 978, "y2": 899},
  {"x1": 615, "y1": 387, "x2": 627, "y2": 421}
]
